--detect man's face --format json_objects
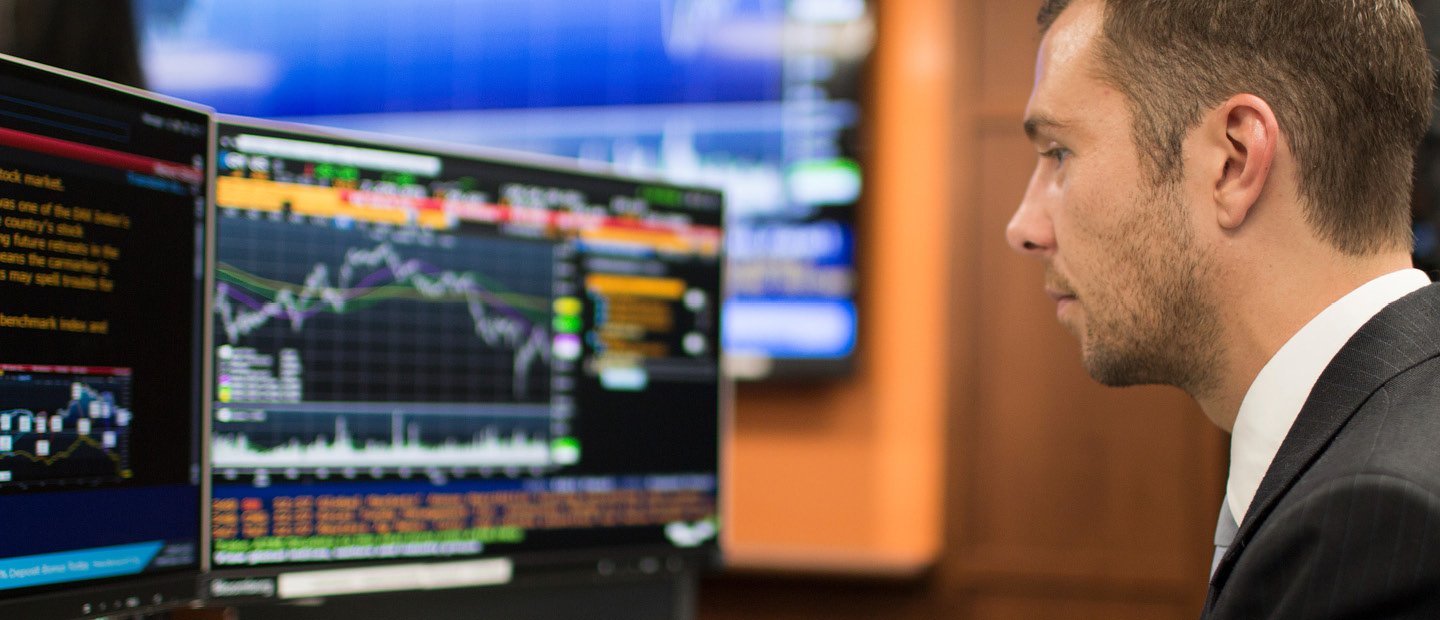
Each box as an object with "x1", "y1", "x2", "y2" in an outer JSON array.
[{"x1": 1006, "y1": 0, "x2": 1221, "y2": 393}]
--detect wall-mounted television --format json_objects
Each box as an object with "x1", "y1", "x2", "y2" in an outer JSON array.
[{"x1": 136, "y1": 0, "x2": 871, "y2": 379}]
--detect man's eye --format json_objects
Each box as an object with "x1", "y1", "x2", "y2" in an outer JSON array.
[{"x1": 1041, "y1": 147, "x2": 1070, "y2": 165}]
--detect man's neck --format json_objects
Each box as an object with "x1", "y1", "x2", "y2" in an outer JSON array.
[{"x1": 1193, "y1": 252, "x2": 1415, "y2": 432}]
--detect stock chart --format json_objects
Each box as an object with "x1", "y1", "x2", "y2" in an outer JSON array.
[
  {"x1": 0, "y1": 365, "x2": 133, "y2": 487},
  {"x1": 212, "y1": 203, "x2": 564, "y2": 478}
]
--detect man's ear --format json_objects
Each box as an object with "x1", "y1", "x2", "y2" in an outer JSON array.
[{"x1": 1205, "y1": 94, "x2": 1279, "y2": 230}]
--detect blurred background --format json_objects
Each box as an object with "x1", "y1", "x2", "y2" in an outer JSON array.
[{"x1": 8, "y1": 0, "x2": 1440, "y2": 618}]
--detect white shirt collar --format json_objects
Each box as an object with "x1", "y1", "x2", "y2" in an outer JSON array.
[{"x1": 1227, "y1": 268, "x2": 1431, "y2": 524}]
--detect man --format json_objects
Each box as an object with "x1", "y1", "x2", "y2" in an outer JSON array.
[{"x1": 1006, "y1": 0, "x2": 1440, "y2": 617}]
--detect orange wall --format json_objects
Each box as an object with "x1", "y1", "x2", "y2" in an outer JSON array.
[{"x1": 722, "y1": 0, "x2": 961, "y2": 575}]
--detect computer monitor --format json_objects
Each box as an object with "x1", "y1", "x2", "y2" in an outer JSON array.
[
  {"x1": 204, "y1": 116, "x2": 724, "y2": 604},
  {"x1": 0, "y1": 54, "x2": 211, "y2": 618}
]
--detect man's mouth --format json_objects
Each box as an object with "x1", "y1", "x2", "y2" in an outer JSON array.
[
  {"x1": 1043, "y1": 271, "x2": 1077, "y2": 302},
  {"x1": 1044, "y1": 271, "x2": 1078, "y2": 318}
]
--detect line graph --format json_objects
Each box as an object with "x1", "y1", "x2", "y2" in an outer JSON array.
[
  {"x1": 213, "y1": 215, "x2": 556, "y2": 404},
  {"x1": 214, "y1": 241, "x2": 550, "y2": 398},
  {"x1": 0, "y1": 369, "x2": 134, "y2": 486}
]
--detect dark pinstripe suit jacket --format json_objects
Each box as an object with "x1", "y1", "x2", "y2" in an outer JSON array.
[{"x1": 1203, "y1": 282, "x2": 1440, "y2": 618}]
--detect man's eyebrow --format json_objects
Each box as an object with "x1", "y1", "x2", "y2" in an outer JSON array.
[{"x1": 1023, "y1": 115, "x2": 1068, "y2": 141}]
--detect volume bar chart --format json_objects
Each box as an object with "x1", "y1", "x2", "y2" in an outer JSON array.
[
  {"x1": 211, "y1": 405, "x2": 555, "y2": 471},
  {"x1": 0, "y1": 365, "x2": 134, "y2": 487}
]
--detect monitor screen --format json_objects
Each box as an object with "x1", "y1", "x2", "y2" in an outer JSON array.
[
  {"x1": 0, "y1": 54, "x2": 210, "y2": 618},
  {"x1": 136, "y1": 0, "x2": 867, "y2": 379},
  {"x1": 205, "y1": 117, "x2": 723, "y2": 603}
]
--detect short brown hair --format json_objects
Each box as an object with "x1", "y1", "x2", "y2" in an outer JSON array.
[{"x1": 1039, "y1": 0, "x2": 1434, "y2": 255}]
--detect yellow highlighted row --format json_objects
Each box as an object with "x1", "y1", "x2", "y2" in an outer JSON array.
[{"x1": 585, "y1": 274, "x2": 686, "y2": 299}]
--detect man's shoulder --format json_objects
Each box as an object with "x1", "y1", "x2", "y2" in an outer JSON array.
[
  {"x1": 1342, "y1": 280, "x2": 1440, "y2": 362},
  {"x1": 1255, "y1": 280, "x2": 1440, "y2": 510},
  {"x1": 1297, "y1": 354, "x2": 1440, "y2": 496}
]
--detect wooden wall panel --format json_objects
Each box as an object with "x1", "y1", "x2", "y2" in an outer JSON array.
[
  {"x1": 699, "y1": 577, "x2": 934, "y2": 620},
  {"x1": 953, "y1": 2, "x2": 1227, "y2": 611},
  {"x1": 958, "y1": 126, "x2": 1221, "y2": 588},
  {"x1": 962, "y1": 593, "x2": 1186, "y2": 620},
  {"x1": 977, "y1": 0, "x2": 1046, "y2": 114}
]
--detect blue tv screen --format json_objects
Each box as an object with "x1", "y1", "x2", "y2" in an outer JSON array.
[{"x1": 136, "y1": 0, "x2": 868, "y2": 378}]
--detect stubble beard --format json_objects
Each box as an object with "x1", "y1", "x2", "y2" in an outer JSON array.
[{"x1": 1076, "y1": 184, "x2": 1224, "y2": 400}]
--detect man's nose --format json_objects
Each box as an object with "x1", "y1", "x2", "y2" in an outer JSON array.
[{"x1": 1006, "y1": 178, "x2": 1055, "y2": 256}]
